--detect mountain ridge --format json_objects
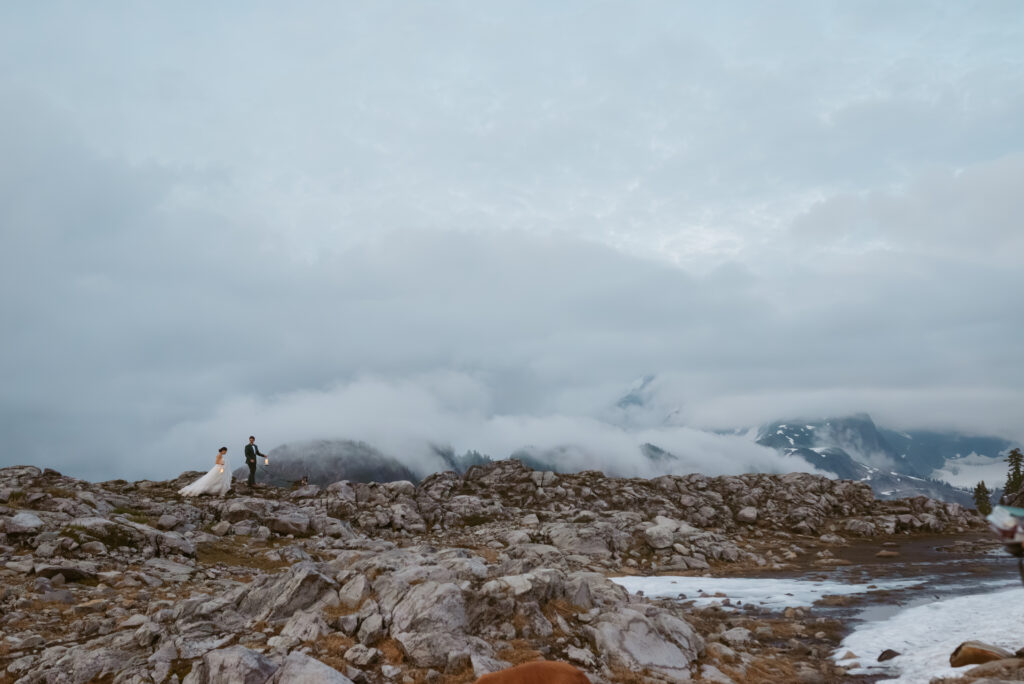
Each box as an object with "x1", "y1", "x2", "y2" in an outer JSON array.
[{"x1": 227, "y1": 410, "x2": 1014, "y2": 508}]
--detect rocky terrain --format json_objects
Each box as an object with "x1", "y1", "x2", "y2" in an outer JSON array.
[{"x1": 0, "y1": 460, "x2": 988, "y2": 683}]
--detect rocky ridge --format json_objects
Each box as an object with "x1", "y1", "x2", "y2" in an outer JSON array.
[{"x1": 0, "y1": 460, "x2": 984, "y2": 683}]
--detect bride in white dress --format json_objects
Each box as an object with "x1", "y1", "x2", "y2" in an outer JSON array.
[{"x1": 178, "y1": 447, "x2": 233, "y2": 497}]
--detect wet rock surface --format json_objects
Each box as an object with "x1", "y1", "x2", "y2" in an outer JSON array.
[{"x1": 0, "y1": 460, "x2": 986, "y2": 683}]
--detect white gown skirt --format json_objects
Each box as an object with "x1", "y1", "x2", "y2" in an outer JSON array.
[{"x1": 178, "y1": 458, "x2": 232, "y2": 497}]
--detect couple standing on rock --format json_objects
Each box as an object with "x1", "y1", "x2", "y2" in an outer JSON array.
[{"x1": 178, "y1": 436, "x2": 267, "y2": 498}]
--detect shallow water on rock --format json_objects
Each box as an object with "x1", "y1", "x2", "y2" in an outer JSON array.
[{"x1": 613, "y1": 535, "x2": 1023, "y2": 683}]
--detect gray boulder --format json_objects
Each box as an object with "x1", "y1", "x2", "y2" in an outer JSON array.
[
  {"x1": 204, "y1": 646, "x2": 279, "y2": 684},
  {"x1": 588, "y1": 608, "x2": 699, "y2": 681},
  {"x1": 545, "y1": 523, "x2": 612, "y2": 558},
  {"x1": 326, "y1": 480, "x2": 356, "y2": 501},
  {"x1": 391, "y1": 581, "x2": 473, "y2": 667},
  {"x1": 736, "y1": 507, "x2": 758, "y2": 523},
  {"x1": 338, "y1": 573, "x2": 372, "y2": 609},
  {"x1": 5, "y1": 511, "x2": 45, "y2": 534},
  {"x1": 390, "y1": 502, "x2": 426, "y2": 533},
  {"x1": 281, "y1": 610, "x2": 329, "y2": 641},
  {"x1": 357, "y1": 612, "x2": 384, "y2": 645},
  {"x1": 156, "y1": 514, "x2": 180, "y2": 530},
  {"x1": 270, "y1": 651, "x2": 355, "y2": 683},
  {"x1": 235, "y1": 562, "x2": 338, "y2": 621},
  {"x1": 222, "y1": 498, "x2": 274, "y2": 523},
  {"x1": 35, "y1": 561, "x2": 99, "y2": 583},
  {"x1": 290, "y1": 484, "x2": 322, "y2": 499},
  {"x1": 269, "y1": 511, "x2": 311, "y2": 536},
  {"x1": 80, "y1": 540, "x2": 107, "y2": 554},
  {"x1": 644, "y1": 524, "x2": 675, "y2": 550},
  {"x1": 721, "y1": 626, "x2": 753, "y2": 647},
  {"x1": 343, "y1": 644, "x2": 381, "y2": 667}
]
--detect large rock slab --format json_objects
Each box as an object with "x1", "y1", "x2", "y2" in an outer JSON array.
[
  {"x1": 222, "y1": 498, "x2": 275, "y2": 523},
  {"x1": 392, "y1": 580, "x2": 468, "y2": 634},
  {"x1": 588, "y1": 608, "x2": 698, "y2": 681},
  {"x1": 390, "y1": 502, "x2": 426, "y2": 533},
  {"x1": 21, "y1": 645, "x2": 145, "y2": 684},
  {"x1": 391, "y1": 580, "x2": 477, "y2": 667},
  {"x1": 35, "y1": 561, "x2": 99, "y2": 583},
  {"x1": 68, "y1": 515, "x2": 195, "y2": 556},
  {"x1": 270, "y1": 651, "x2": 355, "y2": 683},
  {"x1": 563, "y1": 572, "x2": 630, "y2": 610},
  {"x1": 269, "y1": 510, "x2": 311, "y2": 536},
  {"x1": 5, "y1": 511, "x2": 45, "y2": 534},
  {"x1": 203, "y1": 645, "x2": 279, "y2": 684},
  {"x1": 480, "y1": 569, "x2": 563, "y2": 602},
  {"x1": 235, "y1": 562, "x2": 338, "y2": 621},
  {"x1": 338, "y1": 573, "x2": 372, "y2": 609},
  {"x1": 545, "y1": 523, "x2": 613, "y2": 558},
  {"x1": 144, "y1": 557, "x2": 195, "y2": 580},
  {"x1": 281, "y1": 610, "x2": 329, "y2": 641},
  {"x1": 120, "y1": 519, "x2": 197, "y2": 557}
]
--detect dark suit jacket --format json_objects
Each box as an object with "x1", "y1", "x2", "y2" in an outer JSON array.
[{"x1": 244, "y1": 443, "x2": 264, "y2": 464}]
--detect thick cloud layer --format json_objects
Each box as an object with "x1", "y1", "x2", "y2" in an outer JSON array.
[
  {"x1": 1, "y1": 3, "x2": 1021, "y2": 480},
  {"x1": 156, "y1": 373, "x2": 824, "y2": 481}
]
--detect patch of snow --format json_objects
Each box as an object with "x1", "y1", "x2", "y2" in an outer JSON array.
[
  {"x1": 932, "y1": 453, "x2": 1006, "y2": 489},
  {"x1": 834, "y1": 587, "x2": 1024, "y2": 682},
  {"x1": 610, "y1": 576, "x2": 921, "y2": 610}
]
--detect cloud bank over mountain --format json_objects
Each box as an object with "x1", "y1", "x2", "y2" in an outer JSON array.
[
  {"x1": 156, "y1": 373, "x2": 825, "y2": 481},
  {"x1": 1, "y1": 3, "x2": 1022, "y2": 480}
]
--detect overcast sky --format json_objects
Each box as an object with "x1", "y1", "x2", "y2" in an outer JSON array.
[{"x1": 1, "y1": 2, "x2": 1022, "y2": 481}]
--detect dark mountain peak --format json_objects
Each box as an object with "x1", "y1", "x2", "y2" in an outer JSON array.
[
  {"x1": 757, "y1": 413, "x2": 897, "y2": 465},
  {"x1": 755, "y1": 420, "x2": 819, "y2": 449},
  {"x1": 616, "y1": 374, "x2": 657, "y2": 409},
  {"x1": 233, "y1": 439, "x2": 418, "y2": 487},
  {"x1": 818, "y1": 414, "x2": 898, "y2": 463},
  {"x1": 830, "y1": 411, "x2": 874, "y2": 424},
  {"x1": 752, "y1": 413, "x2": 1020, "y2": 504},
  {"x1": 641, "y1": 442, "x2": 679, "y2": 463}
]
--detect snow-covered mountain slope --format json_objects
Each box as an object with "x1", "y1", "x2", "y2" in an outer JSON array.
[{"x1": 754, "y1": 414, "x2": 1014, "y2": 505}]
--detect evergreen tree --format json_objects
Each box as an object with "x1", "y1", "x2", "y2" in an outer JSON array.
[
  {"x1": 1006, "y1": 448, "x2": 1024, "y2": 495},
  {"x1": 973, "y1": 481, "x2": 993, "y2": 515}
]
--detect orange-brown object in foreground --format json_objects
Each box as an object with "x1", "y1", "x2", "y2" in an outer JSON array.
[{"x1": 474, "y1": 661, "x2": 591, "y2": 684}]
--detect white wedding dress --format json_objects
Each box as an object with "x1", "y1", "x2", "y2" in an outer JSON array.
[{"x1": 178, "y1": 457, "x2": 232, "y2": 497}]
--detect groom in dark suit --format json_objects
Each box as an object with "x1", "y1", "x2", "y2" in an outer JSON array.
[{"x1": 244, "y1": 436, "x2": 266, "y2": 487}]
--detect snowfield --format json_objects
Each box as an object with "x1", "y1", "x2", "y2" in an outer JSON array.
[
  {"x1": 834, "y1": 586, "x2": 1024, "y2": 682},
  {"x1": 612, "y1": 574, "x2": 1023, "y2": 682},
  {"x1": 611, "y1": 574, "x2": 923, "y2": 609}
]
